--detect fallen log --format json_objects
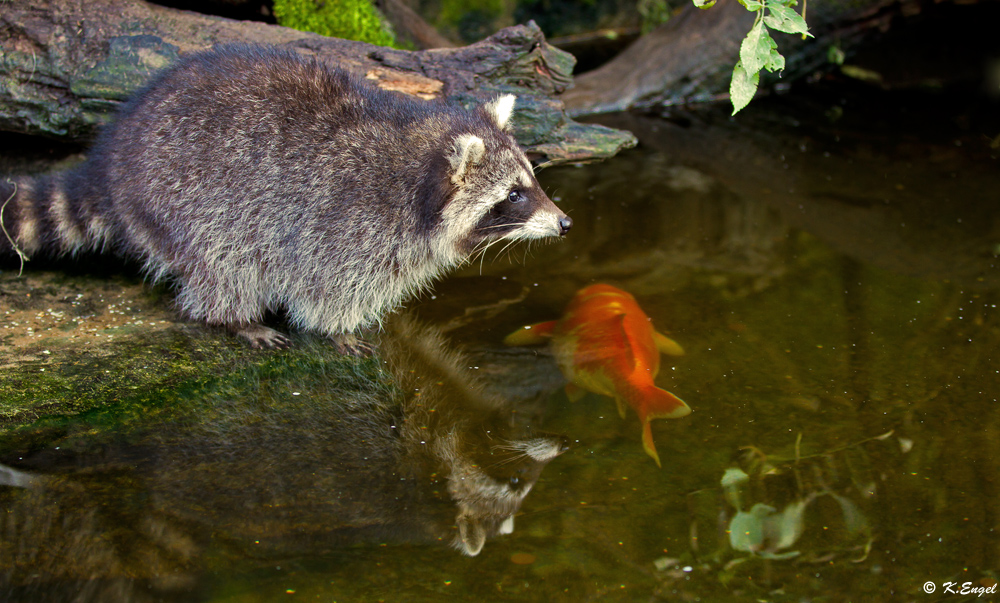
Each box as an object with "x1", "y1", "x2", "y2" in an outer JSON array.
[{"x1": 0, "y1": 0, "x2": 634, "y2": 165}]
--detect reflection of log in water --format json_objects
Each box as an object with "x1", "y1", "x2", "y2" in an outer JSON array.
[
  {"x1": 0, "y1": 316, "x2": 566, "y2": 601},
  {"x1": 520, "y1": 151, "x2": 791, "y2": 297},
  {"x1": 589, "y1": 110, "x2": 1000, "y2": 290}
]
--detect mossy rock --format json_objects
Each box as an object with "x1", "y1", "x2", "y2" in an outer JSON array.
[{"x1": 0, "y1": 269, "x2": 382, "y2": 451}]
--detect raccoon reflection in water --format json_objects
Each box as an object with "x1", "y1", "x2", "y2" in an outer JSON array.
[
  {"x1": 0, "y1": 317, "x2": 566, "y2": 602},
  {"x1": 0, "y1": 44, "x2": 572, "y2": 354}
]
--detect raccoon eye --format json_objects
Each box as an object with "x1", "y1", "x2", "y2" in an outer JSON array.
[{"x1": 507, "y1": 190, "x2": 523, "y2": 203}]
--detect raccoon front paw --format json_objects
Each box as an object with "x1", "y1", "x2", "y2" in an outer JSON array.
[
  {"x1": 233, "y1": 324, "x2": 291, "y2": 349},
  {"x1": 331, "y1": 333, "x2": 374, "y2": 356}
]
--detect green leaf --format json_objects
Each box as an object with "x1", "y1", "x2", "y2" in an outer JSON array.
[
  {"x1": 827, "y1": 492, "x2": 870, "y2": 534},
  {"x1": 764, "y1": 47, "x2": 785, "y2": 72},
  {"x1": 720, "y1": 467, "x2": 750, "y2": 489},
  {"x1": 764, "y1": 499, "x2": 807, "y2": 549},
  {"x1": 729, "y1": 505, "x2": 773, "y2": 552},
  {"x1": 721, "y1": 467, "x2": 750, "y2": 509},
  {"x1": 739, "y1": 21, "x2": 775, "y2": 74},
  {"x1": 763, "y1": 4, "x2": 811, "y2": 36},
  {"x1": 741, "y1": 0, "x2": 764, "y2": 10},
  {"x1": 693, "y1": 0, "x2": 718, "y2": 9},
  {"x1": 730, "y1": 61, "x2": 759, "y2": 115}
]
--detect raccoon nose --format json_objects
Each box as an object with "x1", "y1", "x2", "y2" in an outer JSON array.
[{"x1": 558, "y1": 216, "x2": 573, "y2": 236}]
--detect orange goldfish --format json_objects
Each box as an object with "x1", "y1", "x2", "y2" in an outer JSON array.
[{"x1": 504, "y1": 284, "x2": 690, "y2": 467}]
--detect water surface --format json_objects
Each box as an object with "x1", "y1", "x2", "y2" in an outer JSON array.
[{"x1": 2, "y1": 83, "x2": 998, "y2": 601}]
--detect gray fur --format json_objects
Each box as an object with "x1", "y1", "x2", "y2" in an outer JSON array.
[{"x1": 0, "y1": 44, "x2": 571, "y2": 351}]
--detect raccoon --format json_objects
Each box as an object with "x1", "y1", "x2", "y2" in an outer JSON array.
[{"x1": 0, "y1": 44, "x2": 572, "y2": 353}]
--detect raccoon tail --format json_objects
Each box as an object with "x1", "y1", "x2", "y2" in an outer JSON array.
[{"x1": 1, "y1": 171, "x2": 113, "y2": 266}]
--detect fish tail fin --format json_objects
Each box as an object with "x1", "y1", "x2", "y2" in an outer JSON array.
[
  {"x1": 503, "y1": 320, "x2": 557, "y2": 346},
  {"x1": 641, "y1": 419, "x2": 662, "y2": 468},
  {"x1": 640, "y1": 386, "x2": 691, "y2": 420},
  {"x1": 635, "y1": 386, "x2": 691, "y2": 468}
]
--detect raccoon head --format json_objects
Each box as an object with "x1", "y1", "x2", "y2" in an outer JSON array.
[
  {"x1": 438, "y1": 95, "x2": 572, "y2": 263},
  {"x1": 446, "y1": 433, "x2": 567, "y2": 556}
]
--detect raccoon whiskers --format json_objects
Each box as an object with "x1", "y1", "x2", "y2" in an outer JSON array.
[
  {"x1": 494, "y1": 438, "x2": 565, "y2": 462},
  {"x1": 476, "y1": 222, "x2": 529, "y2": 232},
  {"x1": 486, "y1": 444, "x2": 532, "y2": 467},
  {"x1": 478, "y1": 238, "x2": 503, "y2": 273},
  {"x1": 467, "y1": 223, "x2": 537, "y2": 271},
  {"x1": 468, "y1": 238, "x2": 499, "y2": 274},
  {"x1": 494, "y1": 236, "x2": 523, "y2": 262},
  {"x1": 496, "y1": 226, "x2": 550, "y2": 259},
  {"x1": 531, "y1": 159, "x2": 557, "y2": 173},
  {"x1": 478, "y1": 244, "x2": 493, "y2": 275},
  {"x1": 516, "y1": 244, "x2": 535, "y2": 266}
]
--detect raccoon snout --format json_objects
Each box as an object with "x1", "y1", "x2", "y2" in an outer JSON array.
[{"x1": 557, "y1": 216, "x2": 573, "y2": 236}]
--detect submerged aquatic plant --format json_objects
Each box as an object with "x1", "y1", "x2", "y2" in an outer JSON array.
[{"x1": 719, "y1": 433, "x2": 876, "y2": 562}]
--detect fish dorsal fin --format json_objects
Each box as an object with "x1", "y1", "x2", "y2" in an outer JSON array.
[
  {"x1": 613, "y1": 312, "x2": 637, "y2": 371},
  {"x1": 564, "y1": 312, "x2": 637, "y2": 368}
]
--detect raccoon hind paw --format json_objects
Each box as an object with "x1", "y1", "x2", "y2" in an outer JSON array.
[
  {"x1": 331, "y1": 333, "x2": 375, "y2": 357},
  {"x1": 232, "y1": 324, "x2": 291, "y2": 349}
]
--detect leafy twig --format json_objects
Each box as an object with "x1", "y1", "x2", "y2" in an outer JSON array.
[{"x1": 695, "y1": 0, "x2": 812, "y2": 114}]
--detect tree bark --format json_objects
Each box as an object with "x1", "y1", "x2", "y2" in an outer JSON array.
[{"x1": 0, "y1": 0, "x2": 634, "y2": 165}]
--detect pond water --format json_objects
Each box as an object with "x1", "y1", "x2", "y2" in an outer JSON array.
[{"x1": 1, "y1": 82, "x2": 999, "y2": 602}]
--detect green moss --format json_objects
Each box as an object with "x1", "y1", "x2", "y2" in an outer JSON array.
[
  {"x1": 273, "y1": 0, "x2": 397, "y2": 47},
  {"x1": 0, "y1": 335, "x2": 388, "y2": 457}
]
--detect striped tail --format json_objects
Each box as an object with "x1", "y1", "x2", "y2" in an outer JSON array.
[{"x1": 1, "y1": 171, "x2": 113, "y2": 263}]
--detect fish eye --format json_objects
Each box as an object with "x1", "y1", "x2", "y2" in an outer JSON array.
[{"x1": 507, "y1": 189, "x2": 523, "y2": 203}]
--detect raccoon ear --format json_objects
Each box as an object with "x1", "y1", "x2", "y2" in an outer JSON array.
[
  {"x1": 456, "y1": 514, "x2": 487, "y2": 556},
  {"x1": 484, "y1": 94, "x2": 516, "y2": 130},
  {"x1": 449, "y1": 134, "x2": 486, "y2": 185}
]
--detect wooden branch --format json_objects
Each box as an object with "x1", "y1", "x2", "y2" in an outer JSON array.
[{"x1": 0, "y1": 0, "x2": 635, "y2": 165}]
